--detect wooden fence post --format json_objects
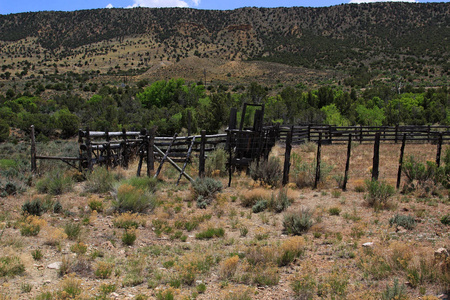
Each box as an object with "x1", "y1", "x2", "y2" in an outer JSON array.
[
  {"x1": 122, "y1": 128, "x2": 129, "y2": 169},
  {"x1": 372, "y1": 132, "x2": 381, "y2": 181},
  {"x1": 147, "y1": 127, "x2": 156, "y2": 176},
  {"x1": 282, "y1": 128, "x2": 293, "y2": 186},
  {"x1": 307, "y1": 125, "x2": 311, "y2": 142},
  {"x1": 199, "y1": 130, "x2": 206, "y2": 178},
  {"x1": 137, "y1": 129, "x2": 146, "y2": 177},
  {"x1": 31, "y1": 125, "x2": 37, "y2": 173},
  {"x1": 436, "y1": 132, "x2": 443, "y2": 167},
  {"x1": 342, "y1": 134, "x2": 352, "y2": 191},
  {"x1": 396, "y1": 134, "x2": 407, "y2": 189},
  {"x1": 313, "y1": 132, "x2": 322, "y2": 189},
  {"x1": 359, "y1": 125, "x2": 363, "y2": 144},
  {"x1": 105, "y1": 130, "x2": 110, "y2": 170},
  {"x1": 395, "y1": 125, "x2": 399, "y2": 144},
  {"x1": 329, "y1": 125, "x2": 333, "y2": 144},
  {"x1": 86, "y1": 127, "x2": 93, "y2": 172},
  {"x1": 228, "y1": 130, "x2": 233, "y2": 187},
  {"x1": 78, "y1": 129, "x2": 83, "y2": 172}
]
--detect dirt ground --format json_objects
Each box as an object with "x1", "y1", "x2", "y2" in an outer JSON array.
[{"x1": 0, "y1": 143, "x2": 448, "y2": 300}]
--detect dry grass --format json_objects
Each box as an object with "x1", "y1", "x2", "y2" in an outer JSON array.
[{"x1": 0, "y1": 144, "x2": 448, "y2": 299}]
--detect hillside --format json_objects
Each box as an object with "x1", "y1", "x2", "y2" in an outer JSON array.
[{"x1": 0, "y1": 3, "x2": 449, "y2": 85}]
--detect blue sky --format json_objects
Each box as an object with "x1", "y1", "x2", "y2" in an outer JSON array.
[{"x1": 0, "y1": 0, "x2": 447, "y2": 15}]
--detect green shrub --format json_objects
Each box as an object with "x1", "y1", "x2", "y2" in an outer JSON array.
[
  {"x1": 21, "y1": 223, "x2": 41, "y2": 236},
  {"x1": 0, "y1": 120, "x2": 10, "y2": 142},
  {"x1": 328, "y1": 207, "x2": 342, "y2": 216},
  {"x1": 122, "y1": 229, "x2": 137, "y2": 246},
  {"x1": 94, "y1": 261, "x2": 114, "y2": 279},
  {"x1": 195, "y1": 227, "x2": 225, "y2": 240},
  {"x1": 249, "y1": 157, "x2": 282, "y2": 187},
  {"x1": 191, "y1": 177, "x2": 222, "y2": 207},
  {"x1": 283, "y1": 207, "x2": 314, "y2": 235},
  {"x1": 268, "y1": 188, "x2": 292, "y2": 213},
  {"x1": 389, "y1": 214, "x2": 416, "y2": 230},
  {"x1": 88, "y1": 198, "x2": 103, "y2": 212},
  {"x1": 64, "y1": 222, "x2": 82, "y2": 240},
  {"x1": 22, "y1": 198, "x2": 44, "y2": 216},
  {"x1": 252, "y1": 199, "x2": 268, "y2": 213},
  {"x1": 382, "y1": 278, "x2": 407, "y2": 300},
  {"x1": 35, "y1": 170, "x2": 73, "y2": 195},
  {"x1": 31, "y1": 249, "x2": 43, "y2": 261},
  {"x1": 403, "y1": 156, "x2": 440, "y2": 185},
  {"x1": 365, "y1": 180, "x2": 395, "y2": 210},
  {"x1": 441, "y1": 214, "x2": 450, "y2": 225},
  {"x1": 53, "y1": 201, "x2": 63, "y2": 213},
  {"x1": 0, "y1": 256, "x2": 25, "y2": 277},
  {"x1": 205, "y1": 147, "x2": 227, "y2": 176},
  {"x1": 85, "y1": 167, "x2": 115, "y2": 193},
  {"x1": 291, "y1": 153, "x2": 333, "y2": 188},
  {"x1": 113, "y1": 183, "x2": 157, "y2": 213},
  {"x1": 125, "y1": 176, "x2": 158, "y2": 193}
]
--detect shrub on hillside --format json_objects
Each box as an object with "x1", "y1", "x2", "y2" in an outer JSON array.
[
  {"x1": 112, "y1": 183, "x2": 157, "y2": 213},
  {"x1": 283, "y1": 207, "x2": 314, "y2": 235},
  {"x1": 84, "y1": 167, "x2": 115, "y2": 193},
  {"x1": 205, "y1": 147, "x2": 227, "y2": 177},
  {"x1": 365, "y1": 180, "x2": 395, "y2": 210},
  {"x1": 249, "y1": 157, "x2": 282, "y2": 187},
  {"x1": 191, "y1": 177, "x2": 222, "y2": 208}
]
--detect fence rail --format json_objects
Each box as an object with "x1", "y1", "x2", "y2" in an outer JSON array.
[{"x1": 278, "y1": 125, "x2": 450, "y2": 144}]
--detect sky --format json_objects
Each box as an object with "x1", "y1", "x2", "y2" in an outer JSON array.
[{"x1": 0, "y1": 0, "x2": 448, "y2": 15}]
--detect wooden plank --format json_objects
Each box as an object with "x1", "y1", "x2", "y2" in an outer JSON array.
[
  {"x1": 154, "y1": 133, "x2": 178, "y2": 178},
  {"x1": 176, "y1": 136, "x2": 196, "y2": 185}
]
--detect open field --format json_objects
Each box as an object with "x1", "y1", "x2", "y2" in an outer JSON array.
[{"x1": 0, "y1": 142, "x2": 449, "y2": 299}]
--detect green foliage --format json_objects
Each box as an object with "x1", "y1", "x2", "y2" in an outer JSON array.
[
  {"x1": 389, "y1": 214, "x2": 416, "y2": 230},
  {"x1": 125, "y1": 176, "x2": 158, "y2": 193},
  {"x1": 364, "y1": 180, "x2": 395, "y2": 210},
  {"x1": 291, "y1": 153, "x2": 333, "y2": 188},
  {"x1": 249, "y1": 157, "x2": 282, "y2": 187},
  {"x1": 35, "y1": 170, "x2": 73, "y2": 195},
  {"x1": 64, "y1": 222, "x2": 82, "y2": 240},
  {"x1": 84, "y1": 167, "x2": 115, "y2": 193},
  {"x1": 88, "y1": 198, "x2": 103, "y2": 212},
  {"x1": 122, "y1": 229, "x2": 137, "y2": 246},
  {"x1": 205, "y1": 148, "x2": 227, "y2": 177},
  {"x1": 191, "y1": 177, "x2": 222, "y2": 208},
  {"x1": 113, "y1": 183, "x2": 157, "y2": 213},
  {"x1": 283, "y1": 207, "x2": 314, "y2": 235},
  {"x1": 21, "y1": 223, "x2": 41, "y2": 236},
  {"x1": 268, "y1": 188, "x2": 292, "y2": 213},
  {"x1": 441, "y1": 214, "x2": 450, "y2": 226},
  {"x1": 382, "y1": 278, "x2": 407, "y2": 300},
  {"x1": 328, "y1": 207, "x2": 342, "y2": 216},
  {"x1": 252, "y1": 199, "x2": 268, "y2": 213},
  {"x1": 31, "y1": 249, "x2": 43, "y2": 261},
  {"x1": 0, "y1": 120, "x2": 10, "y2": 142},
  {"x1": 54, "y1": 109, "x2": 80, "y2": 138},
  {"x1": 195, "y1": 227, "x2": 225, "y2": 240},
  {"x1": 0, "y1": 256, "x2": 25, "y2": 277},
  {"x1": 22, "y1": 198, "x2": 44, "y2": 216}
]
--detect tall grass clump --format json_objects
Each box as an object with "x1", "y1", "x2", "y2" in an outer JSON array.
[
  {"x1": 35, "y1": 169, "x2": 73, "y2": 195},
  {"x1": 268, "y1": 188, "x2": 293, "y2": 213},
  {"x1": 112, "y1": 183, "x2": 157, "y2": 213},
  {"x1": 0, "y1": 256, "x2": 25, "y2": 277},
  {"x1": 283, "y1": 207, "x2": 314, "y2": 235},
  {"x1": 205, "y1": 148, "x2": 227, "y2": 177},
  {"x1": 84, "y1": 167, "x2": 115, "y2": 193},
  {"x1": 125, "y1": 176, "x2": 158, "y2": 193},
  {"x1": 191, "y1": 177, "x2": 222, "y2": 208},
  {"x1": 365, "y1": 179, "x2": 395, "y2": 210},
  {"x1": 291, "y1": 153, "x2": 333, "y2": 188},
  {"x1": 249, "y1": 157, "x2": 282, "y2": 187}
]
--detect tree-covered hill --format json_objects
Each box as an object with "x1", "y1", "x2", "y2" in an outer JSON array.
[{"x1": 0, "y1": 3, "x2": 449, "y2": 71}]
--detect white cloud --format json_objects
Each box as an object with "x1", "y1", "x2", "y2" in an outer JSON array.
[
  {"x1": 192, "y1": 0, "x2": 200, "y2": 6},
  {"x1": 106, "y1": 3, "x2": 114, "y2": 8},
  {"x1": 126, "y1": 0, "x2": 189, "y2": 8},
  {"x1": 349, "y1": 0, "x2": 417, "y2": 3}
]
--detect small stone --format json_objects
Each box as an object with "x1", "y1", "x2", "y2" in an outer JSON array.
[
  {"x1": 362, "y1": 242, "x2": 374, "y2": 247},
  {"x1": 47, "y1": 262, "x2": 62, "y2": 269},
  {"x1": 196, "y1": 280, "x2": 203, "y2": 285},
  {"x1": 111, "y1": 292, "x2": 119, "y2": 298},
  {"x1": 44, "y1": 280, "x2": 51, "y2": 284}
]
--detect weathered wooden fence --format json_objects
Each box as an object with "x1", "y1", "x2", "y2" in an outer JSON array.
[
  {"x1": 279, "y1": 125, "x2": 450, "y2": 144},
  {"x1": 31, "y1": 126, "x2": 227, "y2": 183}
]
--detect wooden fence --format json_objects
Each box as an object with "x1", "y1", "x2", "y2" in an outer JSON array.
[
  {"x1": 278, "y1": 125, "x2": 450, "y2": 144},
  {"x1": 31, "y1": 126, "x2": 227, "y2": 183}
]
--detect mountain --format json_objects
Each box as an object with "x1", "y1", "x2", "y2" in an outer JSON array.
[{"x1": 0, "y1": 3, "x2": 449, "y2": 87}]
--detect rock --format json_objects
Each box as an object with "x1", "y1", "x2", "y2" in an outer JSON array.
[
  {"x1": 102, "y1": 241, "x2": 115, "y2": 250},
  {"x1": 362, "y1": 242, "x2": 374, "y2": 247},
  {"x1": 435, "y1": 248, "x2": 449, "y2": 261},
  {"x1": 111, "y1": 292, "x2": 120, "y2": 298},
  {"x1": 47, "y1": 262, "x2": 62, "y2": 269},
  {"x1": 44, "y1": 280, "x2": 51, "y2": 284}
]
